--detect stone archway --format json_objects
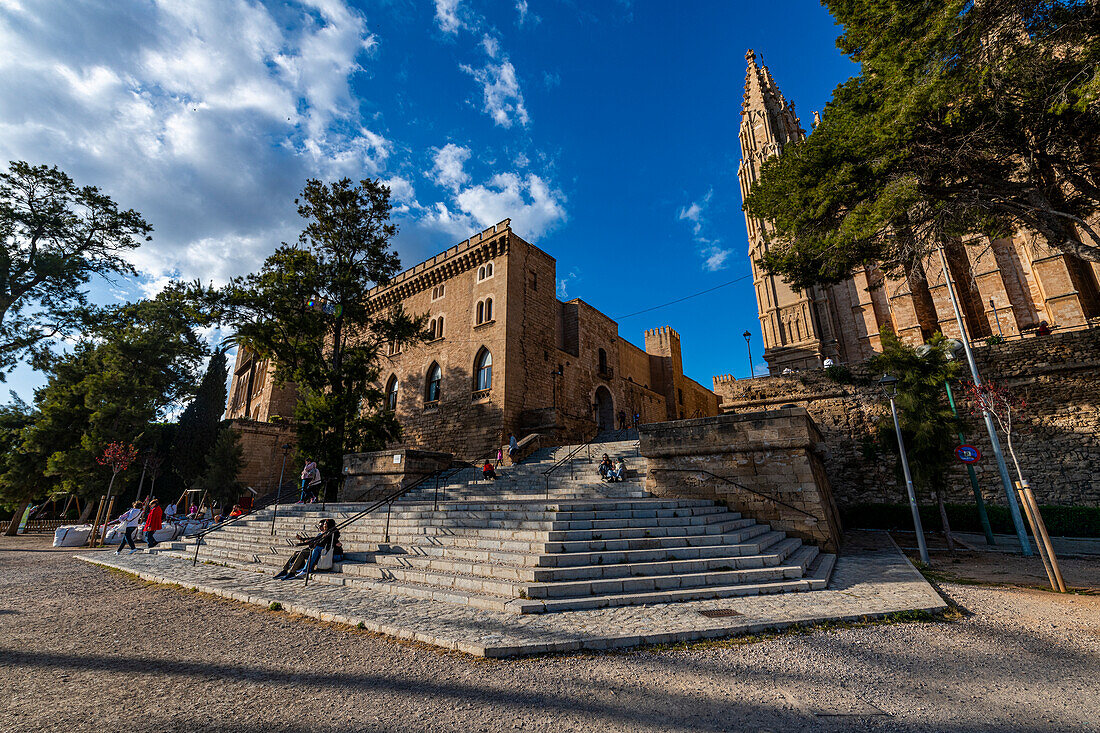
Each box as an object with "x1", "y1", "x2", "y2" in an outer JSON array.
[{"x1": 594, "y1": 385, "x2": 614, "y2": 431}]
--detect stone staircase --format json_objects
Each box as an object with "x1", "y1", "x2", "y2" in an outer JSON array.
[{"x1": 151, "y1": 435, "x2": 835, "y2": 614}]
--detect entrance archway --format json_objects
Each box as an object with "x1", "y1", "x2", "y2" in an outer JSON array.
[{"x1": 594, "y1": 386, "x2": 614, "y2": 431}]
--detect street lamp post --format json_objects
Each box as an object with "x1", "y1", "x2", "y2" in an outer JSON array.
[
  {"x1": 938, "y1": 246, "x2": 1031, "y2": 555},
  {"x1": 878, "y1": 373, "x2": 930, "y2": 565},
  {"x1": 743, "y1": 330, "x2": 753, "y2": 378},
  {"x1": 270, "y1": 443, "x2": 293, "y2": 536},
  {"x1": 989, "y1": 298, "x2": 1003, "y2": 338}
]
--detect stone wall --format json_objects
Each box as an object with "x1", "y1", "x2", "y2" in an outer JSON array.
[
  {"x1": 639, "y1": 409, "x2": 843, "y2": 552},
  {"x1": 712, "y1": 328, "x2": 1100, "y2": 510},
  {"x1": 227, "y1": 419, "x2": 298, "y2": 497},
  {"x1": 340, "y1": 449, "x2": 454, "y2": 502}
]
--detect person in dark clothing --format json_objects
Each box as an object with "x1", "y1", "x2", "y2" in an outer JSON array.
[
  {"x1": 274, "y1": 519, "x2": 341, "y2": 579},
  {"x1": 617, "y1": 410, "x2": 627, "y2": 431},
  {"x1": 598, "y1": 454, "x2": 613, "y2": 480}
]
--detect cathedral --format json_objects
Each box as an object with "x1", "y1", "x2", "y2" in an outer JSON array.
[{"x1": 738, "y1": 50, "x2": 1100, "y2": 375}]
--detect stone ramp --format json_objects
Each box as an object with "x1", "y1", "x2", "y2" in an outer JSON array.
[{"x1": 77, "y1": 530, "x2": 946, "y2": 657}]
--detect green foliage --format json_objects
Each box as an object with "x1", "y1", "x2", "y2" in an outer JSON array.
[
  {"x1": 199, "y1": 427, "x2": 243, "y2": 508},
  {"x1": 0, "y1": 161, "x2": 152, "y2": 376},
  {"x1": 823, "y1": 364, "x2": 853, "y2": 383},
  {"x1": 0, "y1": 399, "x2": 44, "y2": 510},
  {"x1": 984, "y1": 335, "x2": 1005, "y2": 346},
  {"x1": 744, "y1": 0, "x2": 1100, "y2": 290},
  {"x1": 220, "y1": 178, "x2": 423, "y2": 475},
  {"x1": 171, "y1": 349, "x2": 229, "y2": 488},
  {"x1": 18, "y1": 284, "x2": 213, "y2": 498},
  {"x1": 867, "y1": 328, "x2": 964, "y2": 496}
]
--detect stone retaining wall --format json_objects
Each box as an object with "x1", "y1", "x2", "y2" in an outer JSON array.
[
  {"x1": 638, "y1": 409, "x2": 843, "y2": 552},
  {"x1": 712, "y1": 329, "x2": 1100, "y2": 509},
  {"x1": 340, "y1": 449, "x2": 454, "y2": 502}
]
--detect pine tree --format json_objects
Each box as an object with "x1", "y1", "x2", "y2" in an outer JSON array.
[{"x1": 170, "y1": 349, "x2": 228, "y2": 489}]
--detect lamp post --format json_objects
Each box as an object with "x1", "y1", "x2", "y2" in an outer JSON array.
[
  {"x1": 878, "y1": 373, "x2": 930, "y2": 565},
  {"x1": 270, "y1": 443, "x2": 293, "y2": 536},
  {"x1": 938, "y1": 246, "x2": 1031, "y2": 555},
  {"x1": 989, "y1": 298, "x2": 1003, "y2": 338},
  {"x1": 743, "y1": 330, "x2": 753, "y2": 378}
]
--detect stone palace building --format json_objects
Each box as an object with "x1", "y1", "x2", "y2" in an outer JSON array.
[
  {"x1": 737, "y1": 50, "x2": 1100, "y2": 375},
  {"x1": 225, "y1": 220, "x2": 719, "y2": 467}
]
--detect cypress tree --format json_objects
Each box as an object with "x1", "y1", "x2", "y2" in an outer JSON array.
[{"x1": 171, "y1": 349, "x2": 229, "y2": 488}]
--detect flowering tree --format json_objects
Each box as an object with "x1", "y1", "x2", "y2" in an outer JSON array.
[{"x1": 963, "y1": 380, "x2": 1028, "y2": 483}]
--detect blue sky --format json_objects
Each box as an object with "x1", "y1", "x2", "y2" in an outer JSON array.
[{"x1": 0, "y1": 0, "x2": 857, "y2": 402}]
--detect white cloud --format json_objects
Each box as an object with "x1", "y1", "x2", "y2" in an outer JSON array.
[
  {"x1": 702, "y1": 246, "x2": 733, "y2": 272},
  {"x1": 430, "y1": 143, "x2": 471, "y2": 190},
  {"x1": 434, "y1": 0, "x2": 461, "y2": 34},
  {"x1": 515, "y1": 0, "x2": 530, "y2": 25},
  {"x1": 557, "y1": 269, "x2": 579, "y2": 299},
  {"x1": 462, "y1": 59, "x2": 529, "y2": 128},
  {"x1": 677, "y1": 188, "x2": 731, "y2": 271},
  {"x1": 481, "y1": 34, "x2": 500, "y2": 59},
  {"x1": 0, "y1": 0, "x2": 385, "y2": 287},
  {"x1": 454, "y1": 172, "x2": 564, "y2": 237}
]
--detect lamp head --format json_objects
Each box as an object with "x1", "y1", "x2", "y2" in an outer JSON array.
[
  {"x1": 877, "y1": 373, "x2": 898, "y2": 397},
  {"x1": 742, "y1": 330, "x2": 751, "y2": 340}
]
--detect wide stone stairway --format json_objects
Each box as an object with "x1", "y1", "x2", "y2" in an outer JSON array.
[{"x1": 152, "y1": 435, "x2": 835, "y2": 613}]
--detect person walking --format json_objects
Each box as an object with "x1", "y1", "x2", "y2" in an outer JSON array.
[
  {"x1": 617, "y1": 410, "x2": 627, "y2": 431},
  {"x1": 299, "y1": 459, "x2": 321, "y2": 503},
  {"x1": 495, "y1": 447, "x2": 504, "y2": 468},
  {"x1": 143, "y1": 499, "x2": 164, "y2": 549},
  {"x1": 507, "y1": 434, "x2": 519, "y2": 464},
  {"x1": 115, "y1": 502, "x2": 143, "y2": 554}
]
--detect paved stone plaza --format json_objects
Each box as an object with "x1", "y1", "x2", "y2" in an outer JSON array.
[{"x1": 77, "y1": 531, "x2": 944, "y2": 657}]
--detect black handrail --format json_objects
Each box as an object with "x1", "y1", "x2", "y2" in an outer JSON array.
[
  {"x1": 647, "y1": 467, "x2": 820, "y2": 521},
  {"x1": 188, "y1": 486, "x2": 287, "y2": 566},
  {"x1": 302, "y1": 460, "x2": 476, "y2": 587},
  {"x1": 542, "y1": 427, "x2": 601, "y2": 500}
]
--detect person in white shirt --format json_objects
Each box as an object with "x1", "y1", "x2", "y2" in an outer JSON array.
[{"x1": 115, "y1": 502, "x2": 143, "y2": 554}]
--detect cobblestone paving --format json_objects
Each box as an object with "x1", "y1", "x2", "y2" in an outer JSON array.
[{"x1": 77, "y1": 531, "x2": 945, "y2": 657}]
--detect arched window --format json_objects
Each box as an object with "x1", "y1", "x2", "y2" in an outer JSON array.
[
  {"x1": 425, "y1": 362, "x2": 442, "y2": 403},
  {"x1": 477, "y1": 265, "x2": 486, "y2": 281},
  {"x1": 598, "y1": 348, "x2": 608, "y2": 373},
  {"x1": 428, "y1": 320, "x2": 437, "y2": 340},
  {"x1": 486, "y1": 262, "x2": 493, "y2": 277},
  {"x1": 437, "y1": 315, "x2": 444, "y2": 338},
  {"x1": 385, "y1": 375, "x2": 399, "y2": 411},
  {"x1": 478, "y1": 262, "x2": 494, "y2": 281},
  {"x1": 484, "y1": 298, "x2": 493, "y2": 321},
  {"x1": 474, "y1": 348, "x2": 492, "y2": 391},
  {"x1": 476, "y1": 301, "x2": 485, "y2": 325}
]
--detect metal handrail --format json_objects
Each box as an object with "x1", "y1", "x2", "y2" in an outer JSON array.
[
  {"x1": 302, "y1": 460, "x2": 476, "y2": 587},
  {"x1": 542, "y1": 427, "x2": 601, "y2": 500},
  {"x1": 647, "y1": 467, "x2": 820, "y2": 520},
  {"x1": 188, "y1": 486, "x2": 288, "y2": 566}
]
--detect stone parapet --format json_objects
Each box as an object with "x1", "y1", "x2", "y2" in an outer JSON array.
[
  {"x1": 228, "y1": 419, "x2": 298, "y2": 497},
  {"x1": 638, "y1": 409, "x2": 843, "y2": 552},
  {"x1": 340, "y1": 449, "x2": 454, "y2": 502}
]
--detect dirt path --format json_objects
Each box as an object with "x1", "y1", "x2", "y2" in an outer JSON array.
[{"x1": 2, "y1": 535, "x2": 1098, "y2": 732}]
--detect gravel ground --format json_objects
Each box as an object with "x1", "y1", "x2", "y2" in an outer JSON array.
[{"x1": 2, "y1": 535, "x2": 1098, "y2": 733}]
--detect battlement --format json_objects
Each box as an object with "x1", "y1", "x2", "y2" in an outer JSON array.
[
  {"x1": 713, "y1": 374, "x2": 737, "y2": 387},
  {"x1": 643, "y1": 325, "x2": 680, "y2": 341}
]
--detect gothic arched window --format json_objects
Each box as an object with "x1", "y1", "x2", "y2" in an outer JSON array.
[
  {"x1": 474, "y1": 348, "x2": 492, "y2": 391},
  {"x1": 385, "y1": 375, "x2": 399, "y2": 411},
  {"x1": 425, "y1": 362, "x2": 442, "y2": 403}
]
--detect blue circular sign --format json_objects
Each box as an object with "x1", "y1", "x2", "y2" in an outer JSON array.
[{"x1": 955, "y1": 445, "x2": 981, "y2": 463}]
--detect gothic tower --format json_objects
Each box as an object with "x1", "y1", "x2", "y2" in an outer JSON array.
[{"x1": 737, "y1": 49, "x2": 838, "y2": 373}]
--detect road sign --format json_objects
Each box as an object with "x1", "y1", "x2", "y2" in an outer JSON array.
[{"x1": 955, "y1": 445, "x2": 981, "y2": 463}]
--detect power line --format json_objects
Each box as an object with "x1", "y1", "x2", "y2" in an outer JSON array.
[{"x1": 615, "y1": 273, "x2": 753, "y2": 321}]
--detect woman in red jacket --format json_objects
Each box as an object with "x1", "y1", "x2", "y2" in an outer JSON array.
[{"x1": 143, "y1": 499, "x2": 164, "y2": 548}]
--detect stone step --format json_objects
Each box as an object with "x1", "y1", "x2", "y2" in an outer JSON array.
[{"x1": 369, "y1": 536, "x2": 801, "y2": 583}]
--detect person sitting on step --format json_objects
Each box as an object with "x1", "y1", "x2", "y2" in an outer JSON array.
[
  {"x1": 598, "y1": 454, "x2": 613, "y2": 480},
  {"x1": 609, "y1": 457, "x2": 627, "y2": 482},
  {"x1": 482, "y1": 461, "x2": 497, "y2": 480},
  {"x1": 274, "y1": 519, "x2": 340, "y2": 579}
]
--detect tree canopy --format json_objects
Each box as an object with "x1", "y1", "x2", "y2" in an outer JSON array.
[
  {"x1": 744, "y1": 0, "x2": 1100, "y2": 290},
  {"x1": 219, "y1": 178, "x2": 423, "y2": 476},
  {"x1": 18, "y1": 283, "x2": 213, "y2": 498},
  {"x1": 0, "y1": 161, "x2": 151, "y2": 375}
]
